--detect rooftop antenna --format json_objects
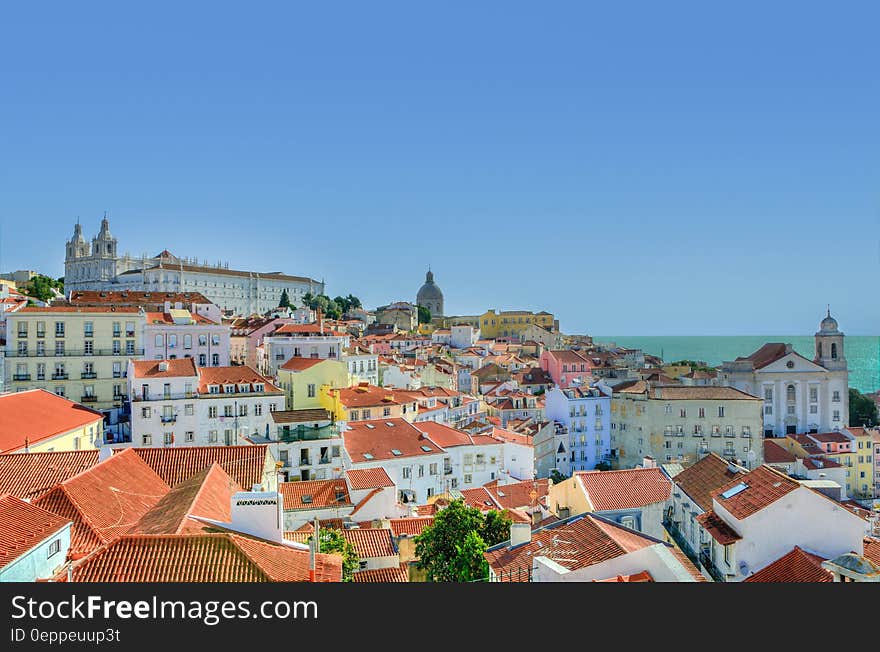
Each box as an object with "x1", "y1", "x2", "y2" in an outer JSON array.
[{"x1": 826, "y1": 304, "x2": 831, "y2": 318}]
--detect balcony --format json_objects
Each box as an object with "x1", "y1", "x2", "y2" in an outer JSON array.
[
  {"x1": 12, "y1": 374, "x2": 31, "y2": 381},
  {"x1": 80, "y1": 395, "x2": 98, "y2": 403},
  {"x1": 275, "y1": 424, "x2": 341, "y2": 442},
  {"x1": 699, "y1": 551, "x2": 727, "y2": 583},
  {"x1": 444, "y1": 468, "x2": 453, "y2": 476},
  {"x1": 160, "y1": 415, "x2": 177, "y2": 424},
  {"x1": 52, "y1": 373, "x2": 69, "y2": 380},
  {"x1": 81, "y1": 372, "x2": 98, "y2": 379},
  {"x1": 132, "y1": 391, "x2": 198, "y2": 402},
  {"x1": 5, "y1": 348, "x2": 144, "y2": 358}
]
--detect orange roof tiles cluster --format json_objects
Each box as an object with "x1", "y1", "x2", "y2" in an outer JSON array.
[
  {"x1": 351, "y1": 563, "x2": 409, "y2": 582},
  {"x1": 711, "y1": 465, "x2": 801, "y2": 520},
  {"x1": 695, "y1": 510, "x2": 742, "y2": 545},
  {"x1": 345, "y1": 468, "x2": 395, "y2": 491},
  {"x1": 66, "y1": 533, "x2": 341, "y2": 582},
  {"x1": 763, "y1": 440, "x2": 797, "y2": 465},
  {"x1": 672, "y1": 453, "x2": 747, "y2": 512},
  {"x1": 0, "y1": 494, "x2": 71, "y2": 569},
  {"x1": 279, "y1": 357, "x2": 331, "y2": 372},
  {"x1": 575, "y1": 468, "x2": 672, "y2": 511},
  {"x1": 280, "y1": 480, "x2": 351, "y2": 511},
  {"x1": 125, "y1": 445, "x2": 269, "y2": 490},
  {"x1": 343, "y1": 419, "x2": 442, "y2": 462},
  {"x1": 131, "y1": 358, "x2": 198, "y2": 378},
  {"x1": 0, "y1": 389, "x2": 104, "y2": 453},
  {"x1": 341, "y1": 528, "x2": 396, "y2": 558},
  {"x1": 388, "y1": 517, "x2": 434, "y2": 538},
  {"x1": 744, "y1": 546, "x2": 832, "y2": 582},
  {"x1": 197, "y1": 365, "x2": 281, "y2": 394},
  {"x1": 0, "y1": 450, "x2": 100, "y2": 501}
]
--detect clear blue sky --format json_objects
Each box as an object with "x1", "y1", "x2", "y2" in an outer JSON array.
[{"x1": 1, "y1": 1, "x2": 878, "y2": 335}]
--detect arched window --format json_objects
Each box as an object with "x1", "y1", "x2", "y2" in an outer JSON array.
[
  {"x1": 831, "y1": 343, "x2": 837, "y2": 359},
  {"x1": 786, "y1": 384, "x2": 796, "y2": 402}
]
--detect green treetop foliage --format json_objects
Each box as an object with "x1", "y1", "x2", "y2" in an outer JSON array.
[
  {"x1": 22, "y1": 274, "x2": 63, "y2": 302},
  {"x1": 668, "y1": 359, "x2": 715, "y2": 373},
  {"x1": 849, "y1": 388, "x2": 879, "y2": 427},
  {"x1": 549, "y1": 469, "x2": 568, "y2": 484},
  {"x1": 414, "y1": 499, "x2": 514, "y2": 582},
  {"x1": 278, "y1": 289, "x2": 291, "y2": 308},
  {"x1": 301, "y1": 293, "x2": 362, "y2": 321},
  {"x1": 312, "y1": 527, "x2": 359, "y2": 582},
  {"x1": 417, "y1": 305, "x2": 432, "y2": 324}
]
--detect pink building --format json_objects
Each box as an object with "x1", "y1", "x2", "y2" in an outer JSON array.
[
  {"x1": 229, "y1": 317, "x2": 296, "y2": 368},
  {"x1": 802, "y1": 431, "x2": 853, "y2": 455},
  {"x1": 539, "y1": 349, "x2": 592, "y2": 388}
]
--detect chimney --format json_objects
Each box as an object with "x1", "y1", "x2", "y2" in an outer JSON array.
[
  {"x1": 642, "y1": 455, "x2": 656, "y2": 469},
  {"x1": 317, "y1": 307, "x2": 324, "y2": 334},
  {"x1": 510, "y1": 522, "x2": 531, "y2": 547}
]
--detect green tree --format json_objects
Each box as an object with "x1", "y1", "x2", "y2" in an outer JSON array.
[
  {"x1": 414, "y1": 499, "x2": 490, "y2": 582},
  {"x1": 312, "y1": 527, "x2": 359, "y2": 582},
  {"x1": 482, "y1": 510, "x2": 514, "y2": 546},
  {"x1": 346, "y1": 294, "x2": 362, "y2": 310},
  {"x1": 849, "y1": 388, "x2": 879, "y2": 427},
  {"x1": 549, "y1": 469, "x2": 568, "y2": 484},
  {"x1": 23, "y1": 274, "x2": 63, "y2": 302},
  {"x1": 418, "y1": 305, "x2": 432, "y2": 324},
  {"x1": 278, "y1": 289, "x2": 291, "y2": 308}
]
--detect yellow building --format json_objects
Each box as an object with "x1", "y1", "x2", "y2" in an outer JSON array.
[
  {"x1": 276, "y1": 357, "x2": 350, "y2": 411},
  {"x1": 5, "y1": 306, "x2": 144, "y2": 416},
  {"x1": 321, "y1": 383, "x2": 419, "y2": 423},
  {"x1": 0, "y1": 388, "x2": 105, "y2": 453},
  {"x1": 478, "y1": 309, "x2": 556, "y2": 340},
  {"x1": 825, "y1": 428, "x2": 876, "y2": 500}
]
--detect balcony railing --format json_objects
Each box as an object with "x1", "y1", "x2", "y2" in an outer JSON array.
[
  {"x1": 12, "y1": 374, "x2": 31, "y2": 381},
  {"x1": 699, "y1": 551, "x2": 727, "y2": 583},
  {"x1": 276, "y1": 425, "x2": 340, "y2": 442},
  {"x1": 5, "y1": 348, "x2": 144, "y2": 358},
  {"x1": 132, "y1": 391, "x2": 197, "y2": 402},
  {"x1": 160, "y1": 415, "x2": 177, "y2": 423},
  {"x1": 81, "y1": 372, "x2": 98, "y2": 379},
  {"x1": 52, "y1": 373, "x2": 69, "y2": 380},
  {"x1": 80, "y1": 396, "x2": 98, "y2": 403}
]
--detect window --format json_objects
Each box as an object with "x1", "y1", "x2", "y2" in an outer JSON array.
[
  {"x1": 680, "y1": 408, "x2": 686, "y2": 418},
  {"x1": 113, "y1": 340, "x2": 121, "y2": 355},
  {"x1": 164, "y1": 433, "x2": 173, "y2": 445},
  {"x1": 742, "y1": 426, "x2": 751, "y2": 437},
  {"x1": 185, "y1": 404, "x2": 194, "y2": 416},
  {"x1": 47, "y1": 540, "x2": 61, "y2": 558},
  {"x1": 125, "y1": 321, "x2": 135, "y2": 337},
  {"x1": 832, "y1": 390, "x2": 840, "y2": 402},
  {"x1": 184, "y1": 334, "x2": 192, "y2": 349},
  {"x1": 142, "y1": 434, "x2": 152, "y2": 446},
  {"x1": 36, "y1": 341, "x2": 45, "y2": 356},
  {"x1": 307, "y1": 384, "x2": 316, "y2": 398},
  {"x1": 198, "y1": 354, "x2": 207, "y2": 366},
  {"x1": 765, "y1": 405, "x2": 773, "y2": 415},
  {"x1": 833, "y1": 410, "x2": 840, "y2": 422},
  {"x1": 764, "y1": 388, "x2": 773, "y2": 401},
  {"x1": 698, "y1": 407, "x2": 705, "y2": 418},
  {"x1": 224, "y1": 405, "x2": 234, "y2": 417},
  {"x1": 54, "y1": 340, "x2": 64, "y2": 355},
  {"x1": 55, "y1": 321, "x2": 65, "y2": 337},
  {"x1": 664, "y1": 404, "x2": 672, "y2": 414},
  {"x1": 209, "y1": 430, "x2": 218, "y2": 443},
  {"x1": 126, "y1": 340, "x2": 135, "y2": 355},
  {"x1": 113, "y1": 362, "x2": 122, "y2": 378},
  {"x1": 199, "y1": 335, "x2": 207, "y2": 346},
  {"x1": 429, "y1": 463, "x2": 438, "y2": 475},
  {"x1": 383, "y1": 407, "x2": 391, "y2": 417},
  {"x1": 112, "y1": 322, "x2": 121, "y2": 337},
  {"x1": 155, "y1": 334, "x2": 164, "y2": 347},
  {"x1": 208, "y1": 406, "x2": 218, "y2": 418},
  {"x1": 363, "y1": 409, "x2": 371, "y2": 419},
  {"x1": 464, "y1": 473, "x2": 473, "y2": 484},
  {"x1": 142, "y1": 407, "x2": 151, "y2": 418},
  {"x1": 211, "y1": 353, "x2": 219, "y2": 366},
  {"x1": 169, "y1": 334, "x2": 177, "y2": 349},
  {"x1": 786, "y1": 385, "x2": 795, "y2": 402},
  {"x1": 239, "y1": 404, "x2": 248, "y2": 416},
  {"x1": 809, "y1": 387, "x2": 818, "y2": 403},
  {"x1": 254, "y1": 404, "x2": 262, "y2": 416},
  {"x1": 717, "y1": 406, "x2": 725, "y2": 417},
  {"x1": 402, "y1": 466, "x2": 411, "y2": 479}
]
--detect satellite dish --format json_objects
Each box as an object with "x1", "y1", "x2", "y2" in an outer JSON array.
[{"x1": 739, "y1": 560, "x2": 750, "y2": 576}]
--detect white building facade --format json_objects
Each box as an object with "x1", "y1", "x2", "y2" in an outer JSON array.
[{"x1": 545, "y1": 385, "x2": 612, "y2": 472}]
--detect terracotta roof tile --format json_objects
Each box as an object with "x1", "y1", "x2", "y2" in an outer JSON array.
[
  {"x1": 672, "y1": 453, "x2": 748, "y2": 512},
  {"x1": 864, "y1": 537, "x2": 880, "y2": 567},
  {"x1": 592, "y1": 570, "x2": 654, "y2": 582},
  {"x1": 0, "y1": 451, "x2": 100, "y2": 501},
  {"x1": 574, "y1": 468, "x2": 672, "y2": 511},
  {"x1": 131, "y1": 358, "x2": 198, "y2": 378},
  {"x1": 67, "y1": 290, "x2": 212, "y2": 307},
  {"x1": 279, "y1": 357, "x2": 332, "y2": 372},
  {"x1": 67, "y1": 533, "x2": 341, "y2": 582},
  {"x1": 0, "y1": 389, "x2": 104, "y2": 453},
  {"x1": 695, "y1": 509, "x2": 742, "y2": 545},
  {"x1": 711, "y1": 465, "x2": 801, "y2": 520},
  {"x1": 34, "y1": 449, "x2": 170, "y2": 558},
  {"x1": 280, "y1": 480, "x2": 351, "y2": 511},
  {"x1": 342, "y1": 528, "x2": 396, "y2": 558},
  {"x1": 343, "y1": 419, "x2": 442, "y2": 462},
  {"x1": 388, "y1": 517, "x2": 435, "y2": 537},
  {"x1": 484, "y1": 479, "x2": 550, "y2": 511},
  {"x1": 345, "y1": 468, "x2": 395, "y2": 490},
  {"x1": 352, "y1": 563, "x2": 409, "y2": 582},
  {"x1": 651, "y1": 386, "x2": 760, "y2": 401},
  {"x1": 763, "y1": 440, "x2": 797, "y2": 465},
  {"x1": 197, "y1": 365, "x2": 281, "y2": 394},
  {"x1": 126, "y1": 445, "x2": 269, "y2": 490},
  {"x1": 744, "y1": 546, "x2": 832, "y2": 582},
  {"x1": 0, "y1": 494, "x2": 71, "y2": 569},
  {"x1": 130, "y1": 464, "x2": 241, "y2": 535}
]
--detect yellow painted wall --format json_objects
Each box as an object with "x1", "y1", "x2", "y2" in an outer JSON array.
[
  {"x1": 278, "y1": 359, "x2": 350, "y2": 411},
  {"x1": 478, "y1": 310, "x2": 554, "y2": 339},
  {"x1": 16, "y1": 419, "x2": 104, "y2": 453},
  {"x1": 547, "y1": 475, "x2": 592, "y2": 517}
]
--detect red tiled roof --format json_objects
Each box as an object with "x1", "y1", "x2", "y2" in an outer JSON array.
[
  {"x1": 592, "y1": 570, "x2": 654, "y2": 582},
  {"x1": 280, "y1": 480, "x2": 351, "y2": 511},
  {"x1": 484, "y1": 479, "x2": 550, "y2": 511},
  {"x1": 763, "y1": 440, "x2": 797, "y2": 465},
  {"x1": 130, "y1": 464, "x2": 241, "y2": 535},
  {"x1": 67, "y1": 290, "x2": 212, "y2": 307},
  {"x1": 802, "y1": 457, "x2": 842, "y2": 470},
  {"x1": 865, "y1": 537, "x2": 880, "y2": 566},
  {"x1": 346, "y1": 468, "x2": 394, "y2": 490},
  {"x1": 808, "y1": 431, "x2": 852, "y2": 444},
  {"x1": 711, "y1": 465, "x2": 800, "y2": 520},
  {"x1": 352, "y1": 563, "x2": 409, "y2": 582},
  {"x1": 695, "y1": 510, "x2": 742, "y2": 545},
  {"x1": 737, "y1": 343, "x2": 789, "y2": 369},
  {"x1": 34, "y1": 449, "x2": 170, "y2": 557},
  {"x1": 0, "y1": 451, "x2": 100, "y2": 501},
  {"x1": 131, "y1": 358, "x2": 198, "y2": 378},
  {"x1": 484, "y1": 514, "x2": 656, "y2": 581},
  {"x1": 143, "y1": 311, "x2": 217, "y2": 325},
  {"x1": 343, "y1": 419, "x2": 442, "y2": 462},
  {"x1": 0, "y1": 494, "x2": 71, "y2": 569},
  {"x1": 18, "y1": 306, "x2": 140, "y2": 313},
  {"x1": 575, "y1": 468, "x2": 672, "y2": 511},
  {"x1": 388, "y1": 517, "x2": 434, "y2": 537},
  {"x1": 126, "y1": 445, "x2": 269, "y2": 489},
  {"x1": 460, "y1": 487, "x2": 502, "y2": 511},
  {"x1": 334, "y1": 384, "x2": 405, "y2": 408},
  {"x1": 0, "y1": 389, "x2": 104, "y2": 454},
  {"x1": 67, "y1": 533, "x2": 341, "y2": 582},
  {"x1": 342, "y1": 528, "x2": 396, "y2": 558},
  {"x1": 197, "y1": 366, "x2": 281, "y2": 394},
  {"x1": 744, "y1": 546, "x2": 832, "y2": 582},
  {"x1": 279, "y1": 357, "x2": 331, "y2": 372},
  {"x1": 413, "y1": 421, "x2": 478, "y2": 448},
  {"x1": 672, "y1": 453, "x2": 747, "y2": 512}
]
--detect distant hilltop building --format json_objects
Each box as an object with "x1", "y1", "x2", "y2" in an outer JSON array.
[
  {"x1": 416, "y1": 268, "x2": 444, "y2": 318},
  {"x1": 719, "y1": 309, "x2": 849, "y2": 437},
  {"x1": 64, "y1": 215, "x2": 324, "y2": 316}
]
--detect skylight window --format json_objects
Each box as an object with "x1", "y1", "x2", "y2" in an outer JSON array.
[
  {"x1": 720, "y1": 482, "x2": 749, "y2": 500},
  {"x1": 363, "y1": 453, "x2": 374, "y2": 460},
  {"x1": 386, "y1": 422, "x2": 395, "y2": 427},
  {"x1": 365, "y1": 424, "x2": 375, "y2": 429},
  {"x1": 421, "y1": 445, "x2": 433, "y2": 452},
  {"x1": 301, "y1": 495, "x2": 313, "y2": 504},
  {"x1": 391, "y1": 449, "x2": 402, "y2": 456}
]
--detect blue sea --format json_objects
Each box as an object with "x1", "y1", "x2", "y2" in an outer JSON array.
[{"x1": 594, "y1": 336, "x2": 880, "y2": 394}]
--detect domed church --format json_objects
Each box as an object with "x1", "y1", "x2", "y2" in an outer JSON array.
[{"x1": 416, "y1": 269, "x2": 444, "y2": 318}]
